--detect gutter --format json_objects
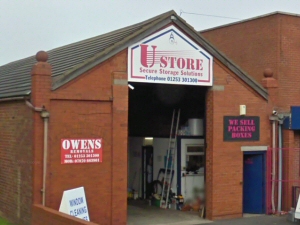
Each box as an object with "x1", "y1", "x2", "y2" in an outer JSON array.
[{"x1": 0, "y1": 96, "x2": 27, "y2": 102}]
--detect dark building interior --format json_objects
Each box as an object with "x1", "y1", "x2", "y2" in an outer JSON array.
[{"x1": 128, "y1": 82, "x2": 207, "y2": 137}]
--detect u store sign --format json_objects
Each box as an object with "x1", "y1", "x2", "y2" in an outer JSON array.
[{"x1": 128, "y1": 25, "x2": 213, "y2": 86}]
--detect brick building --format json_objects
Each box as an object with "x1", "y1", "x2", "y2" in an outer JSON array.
[
  {"x1": 201, "y1": 11, "x2": 300, "y2": 213},
  {"x1": 0, "y1": 10, "x2": 285, "y2": 225}
]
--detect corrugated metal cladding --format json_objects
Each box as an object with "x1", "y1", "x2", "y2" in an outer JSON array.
[{"x1": 0, "y1": 12, "x2": 167, "y2": 99}]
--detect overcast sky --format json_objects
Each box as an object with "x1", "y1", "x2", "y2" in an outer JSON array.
[{"x1": 1, "y1": 0, "x2": 299, "y2": 66}]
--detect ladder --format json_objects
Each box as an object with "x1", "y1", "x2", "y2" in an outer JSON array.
[{"x1": 160, "y1": 109, "x2": 180, "y2": 209}]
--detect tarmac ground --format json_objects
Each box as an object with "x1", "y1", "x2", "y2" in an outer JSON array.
[
  {"x1": 201, "y1": 214, "x2": 295, "y2": 225},
  {"x1": 127, "y1": 199, "x2": 297, "y2": 225}
]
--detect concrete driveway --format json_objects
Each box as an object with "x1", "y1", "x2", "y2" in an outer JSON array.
[
  {"x1": 201, "y1": 214, "x2": 294, "y2": 225},
  {"x1": 127, "y1": 199, "x2": 210, "y2": 225},
  {"x1": 128, "y1": 200, "x2": 295, "y2": 225}
]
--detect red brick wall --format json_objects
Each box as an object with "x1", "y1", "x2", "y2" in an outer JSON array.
[
  {"x1": 201, "y1": 14, "x2": 300, "y2": 112},
  {"x1": 278, "y1": 15, "x2": 300, "y2": 211},
  {"x1": 277, "y1": 15, "x2": 300, "y2": 110},
  {"x1": 32, "y1": 204, "x2": 98, "y2": 225},
  {"x1": 201, "y1": 14, "x2": 280, "y2": 82},
  {"x1": 0, "y1": 100, "x2": 33, "y2": 225},
  {"x1": 31, "y1": 58, "x2": 52, "y2": 207},
  {"x1": 282, "y1": 130, "x2": 294, "y2": 211},
  {"x1": 38, "y1": 50, "x2": 128, "y2": 225},
  {"x1": 282, "y1": 130, "x2": 300, "y2": 211},
  {"x1": 205, "y1": 84, "x2": 214, "y2": 219},
  {"x1": 205, "y1": 60, "x2": 271, "y2": 220},
  {"x1": 29, "y1": 25, "x2": 274, "y2": 223},
  {"x1": 111, "y1": 72, "x2": 128, "y2": 225},
  {"x1": 202, "y1": 14, "x2": 300, "y2": 213},
  {"x1": 46, "y1": 46, "x2": 271, "y2": 221},
  {"x1": 47, "y1": 100, "x2": 112, "y2": 223}
]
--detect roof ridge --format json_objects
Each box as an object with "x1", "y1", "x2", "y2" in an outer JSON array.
[
  {"x1": 0, "y1": 10, "x2": 175, "y2": 68},
  {"x1": 200, "y1": 11, "x2": 300, "y2": 33},
  {"x1": 169, "y1": 16, "x2": 268, "y2": 100},
  {"x1": 48, "y1": 10, "x2": 175, "y2": 54},
  {"x1": 0, "y1": 55, "x2": 35, "y2": 68},
  {"x1": 52, "y1": 10, "x2": 176, "y2": 89}
]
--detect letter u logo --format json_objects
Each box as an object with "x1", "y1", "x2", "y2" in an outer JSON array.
[{"x1": 140, "y1": 44, "x2": 157, "y2": 68}]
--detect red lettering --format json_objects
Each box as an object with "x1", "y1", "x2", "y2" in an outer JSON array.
[
  {"x1": 240, "y1": 120, "x2": 255, "y2": 125},
  {"x1": 170, "y1": 57, "x2": 176, "y2": 68},
  {"x1": 196, "y1": 59, "x2": 203, "y2": 70},
  {"x1": 160, "y1": 56, "x2": 167, "y2": 68},
  {"x1": 186, "y1": 58, "x2": 195, "y2": 70},
  {"x1": 157, "y1": 54, "x2": 203, "y2": 71},
  {"x1": 229, "y1": 119, "x2": 238, "y2": 125},
  {"x1": 232, "y1": 133, "x2": 252, "y2": 138},
  {"x1": 140, "y1": 44, "x2": 157, "y2": 68},
  {"x1": 177, "y1": 58, "x2": 185, "y2": 69}
]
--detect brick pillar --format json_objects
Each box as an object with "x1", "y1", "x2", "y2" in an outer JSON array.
[
  {"x1": 205, "y1": 88, "x2": 213, "y2": 219},
  {"x1": 111, "y1": 72, "x2": 128, "y2": 225},
  {"x1": 31, "y1": 51, "x2": 52, "y2": 205},
  {"x1": 282, "y1": 130, "x2": 295, "y2": 211},
  {"x1": 261, "y1": 68, "x2": 278, "y2": 105},
  {"x1": 261, "y1": 68, "x2": 281, "y2": 213}
]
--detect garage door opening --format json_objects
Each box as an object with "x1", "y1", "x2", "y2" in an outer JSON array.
[{"x1": 127, "y1": 82, "x2": 208, "y2": 224}]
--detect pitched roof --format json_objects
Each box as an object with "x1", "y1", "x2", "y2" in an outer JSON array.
[
  {"x1": 0, "y1": 10, "x2": 173, "y2": 99},
  {"x1": 201, "y1": 11, "x2": 300, "y2": 33},
  {"x1": 0, "y1": 10, "x2": 268, "y2": 100}
]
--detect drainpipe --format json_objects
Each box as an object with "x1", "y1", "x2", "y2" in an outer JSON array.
[
  {"x1": 277, "y1": 118, "x2": 283, "y2": 213},
  {"x1": 26, "y1": 100, "x2": 50, "y2": 206},
  {"x1": 261, "y1": 69, "x2": 279, "y2": 213},
  {"x1": 41, "y1": 110, "x2": 50, "y2": 206},
  {"x1": 25, "y1": 100, "x2": 43, "y2": 112},
  {"x1": 269, "y1": 117, "x2": 277, "y2": 213}
]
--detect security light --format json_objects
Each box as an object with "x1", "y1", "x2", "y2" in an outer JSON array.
[{"x1": 128, "y1": 84, "x2": 134, "y2": 90}]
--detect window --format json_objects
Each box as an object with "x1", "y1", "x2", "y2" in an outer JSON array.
[{"x1": 186, "y1": 145, "x2": 205, "y2": 173}]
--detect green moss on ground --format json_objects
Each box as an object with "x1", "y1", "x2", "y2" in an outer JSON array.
[{"x1": 0, "y1": 217, "x2": 12, "y2": 225}]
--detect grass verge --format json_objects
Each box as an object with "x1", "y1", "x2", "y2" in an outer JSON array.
[{"x1": 0, "y1": 217, "x2": 11, "y2": 225}]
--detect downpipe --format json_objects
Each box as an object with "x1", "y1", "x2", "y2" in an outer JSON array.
[
  {"x1": 277, "y1": 118, "x2": 283, "y2": 213},
  {"x1": 41, "y1": 111, "x2": 50, "y2": 206},
  {"x1": 26, "y1": 100, "x2": 50, "y2": 206},
  {"x1": 271, "y1": 119, "x2": 276, "y2": 213}
]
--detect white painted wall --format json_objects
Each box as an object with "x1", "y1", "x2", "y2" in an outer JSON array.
[
  {"x1": 128, "y1": 137, "x2": 144, "y2": 195},
  {"x1": 180, "y1": 138, "x2": 205, "y2": 202},
  {"x1": 153, "y1": 138, "x2": 177, "y2": 193},
  {"x1": 128, "y1": 136, "x2": 206, "y2": 202},
  {"x1": 128, "y1": 137, "x2": 180, "y2": 197}
]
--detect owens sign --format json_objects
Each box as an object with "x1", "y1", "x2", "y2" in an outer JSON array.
[
  {"x1": 61, "y1": 138, "x2": 102, "y2": 164},
  {"x1": 128, "y1": 25, "x2": 213, "y2": 86}
]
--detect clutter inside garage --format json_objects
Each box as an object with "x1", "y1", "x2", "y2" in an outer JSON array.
[{"x1": 127, "y1": 82, "x2": 207, "y2": 217}]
